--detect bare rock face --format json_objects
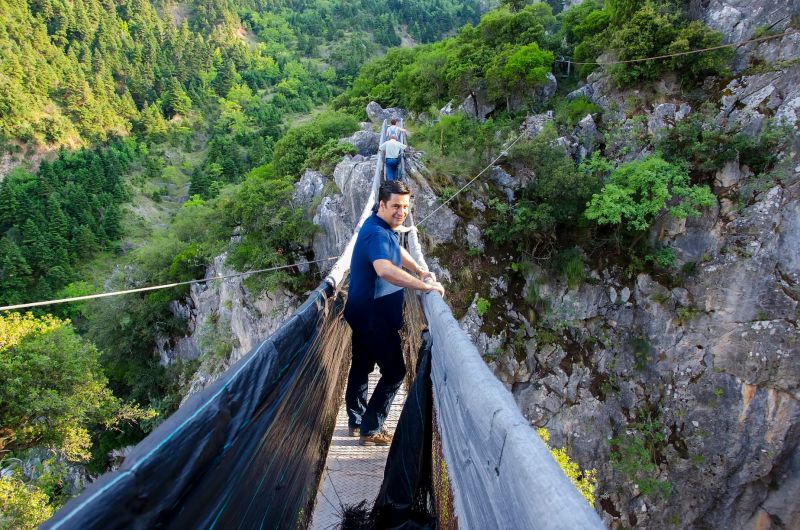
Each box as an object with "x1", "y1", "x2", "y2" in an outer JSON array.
[
  {"x1": 494, "y1": 171, "x2": 800, "y2": 529},
  {"x1": 573, "y1": 113, "x2": 600, "y2": 160},
  {"x1": 647, "y1": 102, "x2": 691, "y2": 137},
  {"x1": 339, "y1": 130, "x2": 380, "y2": 157},
  {"x1": 293, "y1": 169, "x2": 326, "y2": 210},
  {"x1": 311, "y1": 155, "x2": 376, "y2": 274},
  {"x1": 404, "y1": 152, "x2": 457, "y2": 245},
  {"x1": 520, "y1": 112, "x2": 553, "y2": 139},
  {"x1": 457, "y1": 86, "x2": 496, "y2": 121},
  {"x1": 163, "y1": 253, "x2": 299, "y2": 401},
  {"x1": 718, "y1": 65, "x2": 800, "y2": 135},
  {"x1": 689, "y1": 0, "x2": 797, "y2": 69}
]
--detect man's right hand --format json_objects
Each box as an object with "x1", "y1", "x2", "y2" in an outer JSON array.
[{"x1": 424, "y1": 280, "x2": 445, "y2": 297}]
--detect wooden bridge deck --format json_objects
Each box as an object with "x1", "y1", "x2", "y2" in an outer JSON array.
[{"x1": 310, "y1": 369, "x2": 407, "y2": 530}]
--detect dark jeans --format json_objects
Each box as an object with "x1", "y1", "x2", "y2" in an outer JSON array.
[
  {"x1": 345, "y1": 328, "x2": 406, "y2": 436},
  {"x1": 385, "y1": 157, "x2": 400, "y2": 181}
]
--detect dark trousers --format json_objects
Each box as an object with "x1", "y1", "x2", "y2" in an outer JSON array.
[
  {"x1": 385, "y1": 157, "x2": 400, "y2": 181},
  {"x1": 345, "y1": 328, "x2": 406, "y2": 435}
]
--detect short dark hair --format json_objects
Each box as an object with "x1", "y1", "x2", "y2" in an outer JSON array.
[
  {"x1": 378, "y1": 180, "x2": 410, "y2": 204},
  {"x1": 390, "y1": 118, "x2": 397, "y2": 125}
]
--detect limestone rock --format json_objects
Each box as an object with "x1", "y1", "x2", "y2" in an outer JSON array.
[
  {"x1": 365, "y1": 101, "x2": 407, "y2": 123},
  {"x1": 520, "y1": 112, "x2": 553, "y2": 139},
  {"x1": 647, "y1": 102, "x2": 691, "y2": 137},
  {"x1": 292, "y1": 169, "x2": 326, "y2": 209},
  {"x1": 339, "y1": 129, "x2": 380, "y2": 157},
  {"x1": 573, "y1": 113, "x2": 599, "y2": 160},
  {"x1": 457, "y1": 87, "x2": 495, "y2": 121},
  {"x1": 466, "y1": 223, "x2": 484, "y2": 252},
  {"x1": 718, "y1": 65, "x2": 800, "y2": 135},
  {"x1": 690, "y1": 0, "x2": 794, "y2": 70}
]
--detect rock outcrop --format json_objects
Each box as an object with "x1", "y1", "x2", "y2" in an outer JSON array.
[
  {"x1": 487, "y1": 167, "x2": 800, "y2": 528},
  {"x1": 366, "y1": 101, "x2": 407, "y2": 123},
  {"x1": 163, "y1": 252, "x2": 300, "y2": 400}
]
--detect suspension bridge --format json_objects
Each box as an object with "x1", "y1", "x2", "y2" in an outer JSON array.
[{"x1": 42, "y1": 120, "x2": 604, "y2": 530}]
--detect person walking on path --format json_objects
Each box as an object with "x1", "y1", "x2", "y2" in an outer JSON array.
[
  {"x1": 386, "y1": 118, "x2": 407, "y2": 140},
  {"x1": 379, "y1": 134, "x2": 406, "y2": 182},
  {"x1": 344, "y1": 180, "x2": 445, "y2": 446}
]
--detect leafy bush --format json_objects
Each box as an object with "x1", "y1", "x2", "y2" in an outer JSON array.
[
  {"x1": 270, "y1": 112, "x2": 359, "y2": 179},
  {"x1": 555, "y1": 96, "x2": 601, "y2": 128},
  {"x1": 0, "y1": 312, "x2": 118, "y2": 460},
  {"x1": 0, "y1": 475, "x2": 54, "y2": 530},
  {"x1": 476, "y1": 297, "x2": 491, "y2": 317},
  {"x1": 610, "y1": 411, "x2": 672, "y2": 499},
  {"x1": 306, "y1": 139, "x2": 357, "y2": 175},
  {"x1": 486, "y1": 125, "x2": 600, "y2": 247},
  {"x1": 555, "y1": 248, "x2": 586, "y2": 289},
  {"x1": 585, "y1": 155, "x2": 715, "y2": 232}
]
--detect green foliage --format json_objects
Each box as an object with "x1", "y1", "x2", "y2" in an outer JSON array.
[
  {"x1": 269, "y1": 112, "x2": 359, "y2": 179},
  {"x1": 555, "y1": 96, "x2": 601, "y2": 128},
  {"x1": 306, "y1": 140, "x2": 358, "y2": 176},
  {"x1": 0, "y1": 140, "x2": 135, "y2": 305},
  {"x1": 555, "y1": 248, "x2": 586, "y2": 289},
  {"x1": 337, "y1": 3, "x2": 557, "y2": 114},
  {"x1": 647, "y1": 247, "x2": 677, "y2": 269},
  {"x1": 0, "y1": 313, "x2": 115, "y2": 459},
  {"x1": 486, "y1": 125, "x2": 600, "y2": 248},
  {"x1": 557, "y1": 1, "x2": 730, "y2": 86},
  {"x1": 585, "y1": 155, "x2": 715, "y2": 232},
  {"x1": 415, "y1": 114, "x2": 501, "y2": 180},
  {"x1": 221, "y1": 168, "x2": 316, "y2": 291},
  {"x1": 0, "y1": 474, "x2": 54, "y2": 530},
  {"x1": 610, "y1": 411, "x2": 673, "y2": 499},
  {"x1": 658, "y1": 105, "x2": 793, "y2": 178},
  {"x1": 476, "y1": 297, "x2": 491, "y2": 317}
]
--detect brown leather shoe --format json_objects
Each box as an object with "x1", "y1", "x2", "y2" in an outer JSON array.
[{"x1": 359, "y1": 431, "x2": 393, "y2": 446}]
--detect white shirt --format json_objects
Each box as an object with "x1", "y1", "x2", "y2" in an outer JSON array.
[{"x1": 380, "y1": 139, "x2": 406, "y2": 159}]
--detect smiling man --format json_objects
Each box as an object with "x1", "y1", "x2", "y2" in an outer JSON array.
[{"x1": 343, "y1": 180, "x2": 445, "y2": 446}]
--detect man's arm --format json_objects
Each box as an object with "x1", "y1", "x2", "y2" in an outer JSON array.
[
  {"x1": 373, "y1": 259, "x2": 445, "y2": 297},
  {"x1": 399, "y1": 246, "x2": 435, "y2": 282}
]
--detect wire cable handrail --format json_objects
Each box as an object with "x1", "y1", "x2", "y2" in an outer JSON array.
[
  {"x1": 0, "y1": 256, "x2": 339, "y2": 312},
  {"x1": 556, "y1": 29, "x2": 797, "y2": 66}
]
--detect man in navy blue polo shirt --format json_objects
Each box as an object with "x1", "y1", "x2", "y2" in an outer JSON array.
[{"x1": 344, "y1": 180, "x2": 445, "y2": 446}]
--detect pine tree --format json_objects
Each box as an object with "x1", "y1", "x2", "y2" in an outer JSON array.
[{"x1": 0, "y1": 237, "x2": 32, "y2": 304}]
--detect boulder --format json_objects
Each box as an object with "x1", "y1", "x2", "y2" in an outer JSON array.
[
  {"x1": 573, "y1": 114, "x2": 599, "y2": 160},
  {"x1": 457, "y1": 87, "x2": 495, "y2": 121},
  {"x1": 718, "y1": 64, "x2": 800, "y2": 135},
  {"x1": 365, "y1": 101, "x2": 407, "y2": 123},
  {"x1": 520, "y1": 112, "x2": 553, "y2": 139},
  {"x1": 339, "y1": 129, "x2": 380, "y2": 157},
  {"x1": 292, "y1": 169, "x2": 326, "y2": 210},
  {"x1": 647, "y1": 102, "x2": 692, "y2": 137}
]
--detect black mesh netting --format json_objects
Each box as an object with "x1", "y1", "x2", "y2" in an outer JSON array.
[{"x1": 43, "y1": 280, "x2": 351, "y2": 530}]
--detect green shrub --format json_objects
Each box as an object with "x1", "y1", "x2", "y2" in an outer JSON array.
[
  {"x1": 476, "y1": 297, "x2": 491, "y2": 317},
  {"x1": 270, "y1": 112, "x2": 359, "y2": 179},
  {"x1": 486, "y1": 125, "x2": 600, "y2": 248},
  {"x1": 610, "y1": 412, "x2": 673, "y2": 499},
  {"x1": 555, "y1": 96, "x2": 601, "y2": 128},
  {"x1": 306, "y1": 139, "x2": 357, "y2": 175},
  {"x1": 585, "y1": 155, "x2": 715, "y2": 232},
  {"x1": 555, "y1": 248, "x2": 586, "y2": 289}
]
